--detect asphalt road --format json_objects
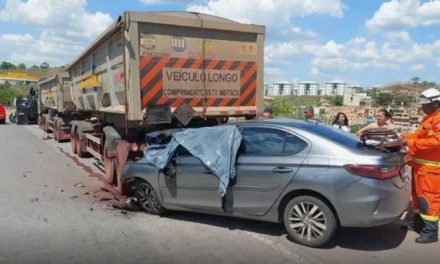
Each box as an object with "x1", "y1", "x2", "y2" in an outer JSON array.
[{"x1": 0, "y1": 120, "x2": 439, "y2": 264}]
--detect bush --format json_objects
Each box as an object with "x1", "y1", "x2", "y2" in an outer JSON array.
[
  {"x1": 350, "y1": 124, "x2": 363, "y2": 134},
  {"x1": 0, "y1": 84, "x2": 32, "y2": 105},
  {"x1": 266, "y1": 96, "x2": 321, "y2": 118}
]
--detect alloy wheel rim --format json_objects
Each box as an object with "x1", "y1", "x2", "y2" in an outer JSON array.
[
  {"x1": 288, "y1": 202, "x2": 327, "y2": 241},
  {"x1": 136, "y1": 185, "x2": 160, "y2": 213}
]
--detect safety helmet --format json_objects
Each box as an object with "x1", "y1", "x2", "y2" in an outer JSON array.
[{"x1": 419, "y1": 88, "x2": 440, "y2": 104}]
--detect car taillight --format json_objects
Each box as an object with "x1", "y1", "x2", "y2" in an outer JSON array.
[
  {"x1": 130, "y1": 143, "x2": 140, "y2": 152},
  {"x1": 344, "y1": 164, "x2": 400, "y2": 180}
]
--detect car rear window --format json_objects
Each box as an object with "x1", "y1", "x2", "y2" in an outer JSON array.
[{"x1": 307, "y1": 123, "x2": 363, "y2": 149}]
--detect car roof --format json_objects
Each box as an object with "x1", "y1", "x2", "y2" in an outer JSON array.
[{"x1": 236, "y1": 118, "x2": 319, "y2": 129}]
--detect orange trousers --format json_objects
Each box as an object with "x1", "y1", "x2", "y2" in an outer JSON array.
[{"x1": 412, "y1": 165, "x2": 440, "y2": 222}]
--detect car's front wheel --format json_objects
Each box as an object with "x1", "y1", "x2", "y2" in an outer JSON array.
[
  {"x1": 132, "y1": 181, "x2": 164, "y2": 215},
  {"x1": 283, "y1": 195, "x2": 337, "y2": 247}
]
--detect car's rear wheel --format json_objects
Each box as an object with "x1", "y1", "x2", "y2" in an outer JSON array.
[
  {"x1": 283, "y1": 196, "x2": 337, "y2": 247},
  {"x1": 132, "y1": 181, "x2": 164, "y2": 215}
]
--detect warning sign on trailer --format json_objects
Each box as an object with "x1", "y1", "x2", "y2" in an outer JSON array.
[
  {"x1": 173, "y1": 103, "x2": 196, "y2": 126},
  {"x1": 163, "y1": 68, "x2": 240, "y2": 98}
]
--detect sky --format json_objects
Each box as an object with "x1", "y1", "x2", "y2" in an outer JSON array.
[{"x1": 0, "y1": 0, "x2": 439, "y2": 87}]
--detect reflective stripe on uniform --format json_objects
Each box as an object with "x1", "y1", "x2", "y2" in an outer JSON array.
[
  {"x1": 413, "y1": 157, "x2": 440, "y2": 167},
  {"x1": 420, "y1": 213, "x2": 440, "y2": 222}
]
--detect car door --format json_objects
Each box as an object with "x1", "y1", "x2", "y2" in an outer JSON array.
[
  {"x1": 232, "y1": 126, "x2": 310, "y2": 216},
  {"x1": 159, "y1": 146, "x2": 223, "y2": 213}
]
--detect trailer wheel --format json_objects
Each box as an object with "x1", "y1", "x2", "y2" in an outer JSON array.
[
  {"x1": 76, "y1": 133, "x2": 86, "y2": 158},
  {"x1": 103, "y1": 143, "x2": 116, "y2": 184},
  {"x1": 53, "y1": 123, "x2": 59, "y2": 142},
  {"x1": 115, "y1": 140, "x2": 130, "y2": 194},
  {"x1": 9, "y1": 113, "x2": 16, "y2": 124},
  {"x1": 71, "y1": 130, "x2": 77, "y2": 154},
  {"x1": 42, "y1": 117, "x2": 46, "y2": 132}
]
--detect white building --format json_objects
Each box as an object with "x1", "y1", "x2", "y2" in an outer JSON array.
[
  {"x1": 264, "y1": 82, "x2": 296, "y2": 96},
  {"x1": 297, "y1": 81, "x2": 321, "y2": 96},
  {"x1": 325, "y1": 82, "x2": 347, "y2": 96},
  {"x1": 343, "y1": 92, "x2": 369, "y2": 107},
  {"x1": 347, "y1": 85, "x2": 363, "y2": 93}
]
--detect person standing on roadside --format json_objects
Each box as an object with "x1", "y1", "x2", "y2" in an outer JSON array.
[
  {"x1": 260, "y1": 107, "x2": 273, "y2": 120},
  {"x1": 332, "y1": 112, "x2": 350, "y2": 132},
  {"x1": 303, "y1": 106, "x2": 320, "y2": 122},
  {"x1": 356, "y1": 109, "x2": 394, "y2": 135},
  {"x1": 401, "y1": 88, "x2": 440, "y2": 244}
]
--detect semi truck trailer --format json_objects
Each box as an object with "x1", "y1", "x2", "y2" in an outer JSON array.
[{"x1": 38, "y1": 11, "x2": 265, "y2": 194}]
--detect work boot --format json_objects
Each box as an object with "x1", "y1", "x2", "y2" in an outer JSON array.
[
  {"x1": 400, "y1": 213, "x2": 424, "y2": 233},
  {"x1": 415, "y1": 234, "x2": 438, "y2": 244},
  {"x1": 415, "y1": 219, "x2": 438, "y2": 244}
]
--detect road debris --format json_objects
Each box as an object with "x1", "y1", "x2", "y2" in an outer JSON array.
[
  {"x1": 74, "y1": 182, "x2": 85, "y2": 188},
  {"x1": 111, "y1": 197, "x2": 141, "y2": 211}
]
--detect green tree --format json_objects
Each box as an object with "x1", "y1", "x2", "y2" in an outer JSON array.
[
  {"x1": 411, "y1": 77, "x2": 420, "y2": 85},
  {"x1": 366, "y1": 87, "x2": 379, "y2": 100},
  {"x1": 0, "y1": 61, "x2": 16, "y2": 70},
  {"x1": 394, "y1": 95, "x2": 415, "y2": 107},
  {"x1": 40, "y1": 62, "x2": 50, "y2": 69},
  {"x1": 333, "y1": 95, "x2": 343, "y2": 106},
  {"x1": 17, "y1": 63, "x2": 26, "y2": 70},
  {"x1": 376, "y1": 93, "x2": 394, "y2": 106}
]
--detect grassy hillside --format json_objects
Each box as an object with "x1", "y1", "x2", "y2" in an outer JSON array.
[
  {"x1": 265, "y1": 96, "x2": 335, "y2": 118},
  {"x1": 0, "y1": 84, "x2": 31, "y2": 105}
]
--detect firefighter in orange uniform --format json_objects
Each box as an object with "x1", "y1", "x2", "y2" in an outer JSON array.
[{"x1": 401, "y1": 88, "x2": 440, "y2": 244}]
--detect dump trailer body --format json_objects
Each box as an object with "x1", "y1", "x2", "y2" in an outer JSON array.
[
  {"x1": 37, "y1": 73, "x2": 74, "y2": 140},
  {"x1": 66, "y1": 12, "x2": 265, "y2": 124},
  {"x1": 38, "y1": 73, "x2": 73, "y2": 113},
  {"x1": 50, "y1": 12, "x2": 265, "y2": 194}
]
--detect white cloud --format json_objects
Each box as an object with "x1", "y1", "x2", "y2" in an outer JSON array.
[
  {"x1": 410, "y1": 63, "x2": 425, "y2": 71},
  {"x1": 280, "y1": 26, "x2": 317, "y2": 39},
  {"x1": 266, "y1": 34, "x2": 436, "y2": 78},
  {"x1": 311, "y1": 57, "x2": 348, "y2": 72},
  {"x1": 0, "y1": 0, "x2": 113, "y2": 65},
  {"x1": 265, "y1": 67, "x2": 285, "y2": 81},
  {"x1": 265, "y1": 41, "x2": 303, "y2": 62},
  {"x1": 384, "y1": 31, "x2": 412, "y2": 43},
  {"x1": 187, "y1": 0, "x2": 345, "y2": 36},
  {"x1": 366, "y1": 0, "x2": 440, "y2": 31},
  {"x1": 303, "y1": 40, "x2": 344, "y2": 58},
  {"x1": 140, "y1": 0, "x2": 193, "y2": 4},
  {"x1": 0, "y1": 33, "x2": 33, "y2": 43}
]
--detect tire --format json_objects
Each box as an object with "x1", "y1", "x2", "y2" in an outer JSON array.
[
  {"x1": 9, "y1": 113, "x2": 16, "y2": 124},
  {"x1": 132, "y1": 181, "x2": 164, "y2": 215},
  {"x1": 43, "y1": 118, "x2": 48, "y2": 132},
  {"x1": 71, "y1": 131, "x2": 77, "y2": 154},
  {"x1": 76, "y1": 133, "x2": 86, "y2": 158},
  {"x1": 283, "y1": 195, "x2": 337, "y2": 247},
  {"x1": 103, "y1": 143, "x2": 116, "y2": 184},
  {"x1": 53, "y1": 123, "x2": 59, "y2": 142}
]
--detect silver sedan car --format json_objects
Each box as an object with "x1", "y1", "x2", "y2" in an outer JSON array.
[{"x1": 122, "y1": 119, "x2": 410, "y2": 247}]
